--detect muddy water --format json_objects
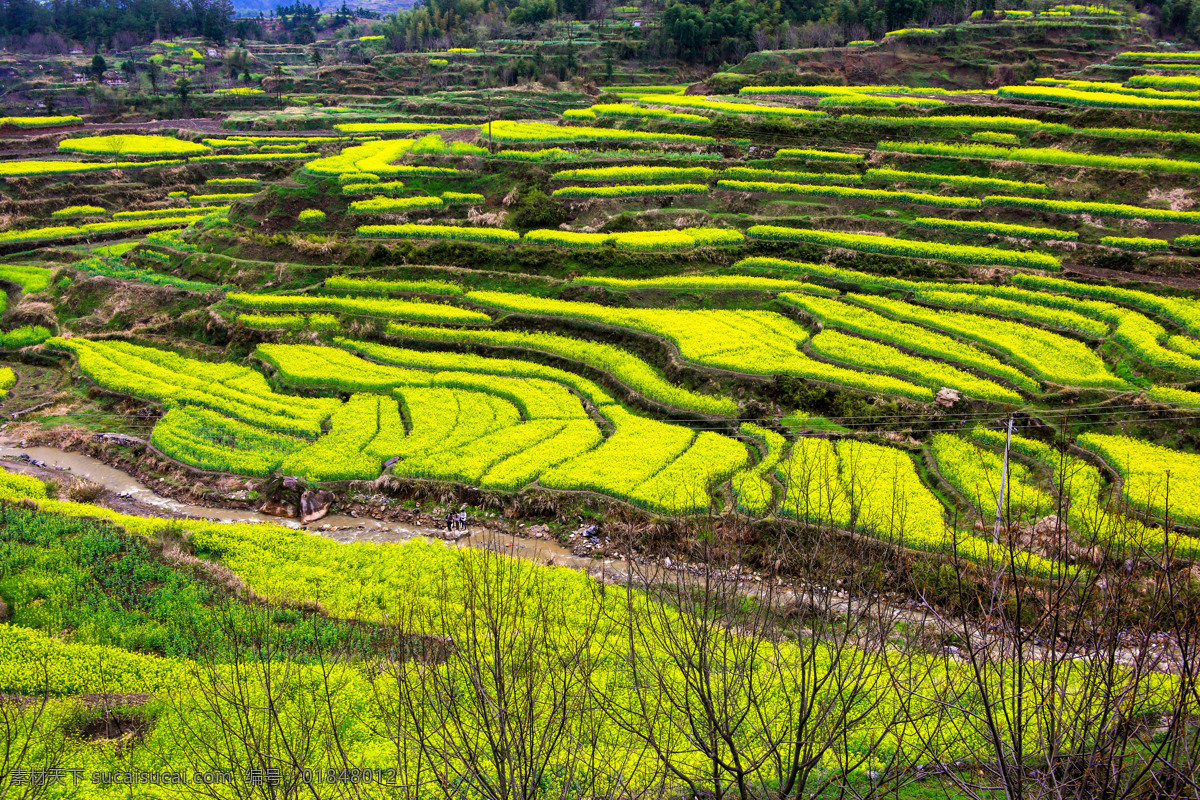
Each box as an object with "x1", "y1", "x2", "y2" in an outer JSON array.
[
  {"x1": 0, "y1": 442, "x2": 623, "y2": 576},
  {"x1": 0, "y1": 444, "x2": 310, "y2": 526}
]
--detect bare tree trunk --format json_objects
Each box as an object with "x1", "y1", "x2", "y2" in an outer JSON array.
[
  {"x1": 0, "y1": 653, "x2": 76, "y2": 800},
  {"x1": 368, "y1": 538, "x2": 613, "y2": 800}
]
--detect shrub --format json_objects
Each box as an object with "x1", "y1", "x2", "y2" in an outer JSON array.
[
  {"x1": 51, "y1": 205, "x2": 106, "y2": 217},
  {"x1": 441, "y1": 191, "x2": 485, "y2": 203},
  {"x1": 681, "y1": 227, "x2": 745, "y2": 246},
  {"x1": 550, "y1": 165, "x2": 714, "y2": 182},
  {"x1": 878, "y1": 140, "x2": 1200, "y2": 173},
  {"x1": 58, "y1": 134, "x2": 211, "y2": 157},
  {"x1": 508, "y1": 188, "x2": 567, "y2": 231},
  {"x1": 523, "y1": 230, "x2": 614, "y2": 247},
  {"x1": 211, "y1": 87, "x2": 265, "y2": 95},
  {"x1": 226, "y1": 292, "x2": 490, "y2": 324},
  {"x1": 449, "y1": 141, "x2": 487, "y2": 155},
  {"x1": 552, "y1": 183, "x2": 707, "y2": 198},
  {"x1": 998, "y1": 84, "x2": 1200, "y2": 112},
  {"x1": 0, "y1": 115, "x2": 82, "y2": 129},
  {"x1": 481, "y1": 120, "x2": 716, "y2": 145},
  {"x1": 348, "y1": 196, "x2": 444, "y2": 213},
  {"x1": 356, "y1": 223, "x2": 520, "y2": 245},
  {"x1": 0, "y1": 159, "x2": 185, "y2": 177},
  {"x1": 342, "y1": 180, "x2": 406, "y2": 196},
  {"x1": 0, "y1": 217, "x2": 203, "y2": 247},
  {"x1": 239, "y1": 312, "x2": 305, "y2": 330},
  {"x1": 911, "y1": 217, "x2": 1076, "y2": 241},
  {"x1": 1100, "y1": 235, "x2": 1170, "y2": 251},
  {"x1": 0, "y1": 264, "x2": 53, "y2": 293},
  {"x1": 971, "y1": 131, "x2": 1021, "y2": 145},
  {"x1": 0, "y1": 325, "x2": 52, "y2": 348},
  {"x1": 588, "y1": 104, "x2": 710, "y2": 124},
  {"x1": 865, "y1": 168, "x2": 1047, "y2": 195},
  {"x1": 522, "y1": 227, "x2": 743, "y2": 249},
  {"x1": 610, "y1": 230, "x2": 697, "y2": 250},
  {"x1": 1128, "y1": 74, "x2": 1200, "y2": 91},
  {"x1": 409, "y1": 134, "x2": 449, "y2": 154},
  {"x1": 114, "y1": 205, "x2": 227, "y2": 220}
]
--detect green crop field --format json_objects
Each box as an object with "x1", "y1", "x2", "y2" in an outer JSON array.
[{"x1": 1, "y1": 4, "x2": 1199, "y2": 797}]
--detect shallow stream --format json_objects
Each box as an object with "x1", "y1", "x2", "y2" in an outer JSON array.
[{"x1": 0, "y1": 441, "x2": 622, "y2": 576}]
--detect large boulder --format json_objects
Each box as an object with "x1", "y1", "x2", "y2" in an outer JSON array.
[{"x1": 300, "y1": 489, "x2": 335, "y2": 525}]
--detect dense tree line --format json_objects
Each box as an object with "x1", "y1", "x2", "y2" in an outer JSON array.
[
  {"x1": 1158, "y1": 0, "x2": 1200, "y2": 40},
  {"x1": 373, "y1": 0, "x2": 1181, "y2": 65},
  {"x1": 0, "y1": 0, "x2": 234, "y2": 47},
  {"x1": 371, "y1": 0, "x2": 1005, "y2": 63},
  {"x1": 663, "y1": 0, "x2": 978, "y2": 62}
]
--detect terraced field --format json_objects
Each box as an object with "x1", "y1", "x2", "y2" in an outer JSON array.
[
  {"x1": 3, "y1": 10, "x2": 1200, "y2": 796},
  {"x1": 7, "y1": 61, "x2": 1200, "y2": 542}
]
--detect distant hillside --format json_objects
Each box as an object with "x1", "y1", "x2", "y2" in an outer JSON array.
[{"x1": 232, "y1": 0, "x2": 418, "y2": 15}]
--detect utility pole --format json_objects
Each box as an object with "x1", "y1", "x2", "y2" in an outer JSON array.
[
  {"x1": 486, "y1": 90, "x2": 494, "y2": 154},
  {"x1": 993, "y1": 414, "x2": 1015, "y2": 545}
]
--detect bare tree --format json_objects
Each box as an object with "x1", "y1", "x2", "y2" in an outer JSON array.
[
  {"x1": 151, "y1": 603, "x2": 363, "y2": 799},
  {"x1": 597, "y1": 487, "x2": 920, "y2": 800},
  {"x1": 899, "y1": 434, "x2": 1200, "y2": 800},
  {"x1": 0, "y1": 654, "x2": 75, "y2": 800},
  {"x1": 367, "y1": 540, "x2": 615, "y2": 800}
]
